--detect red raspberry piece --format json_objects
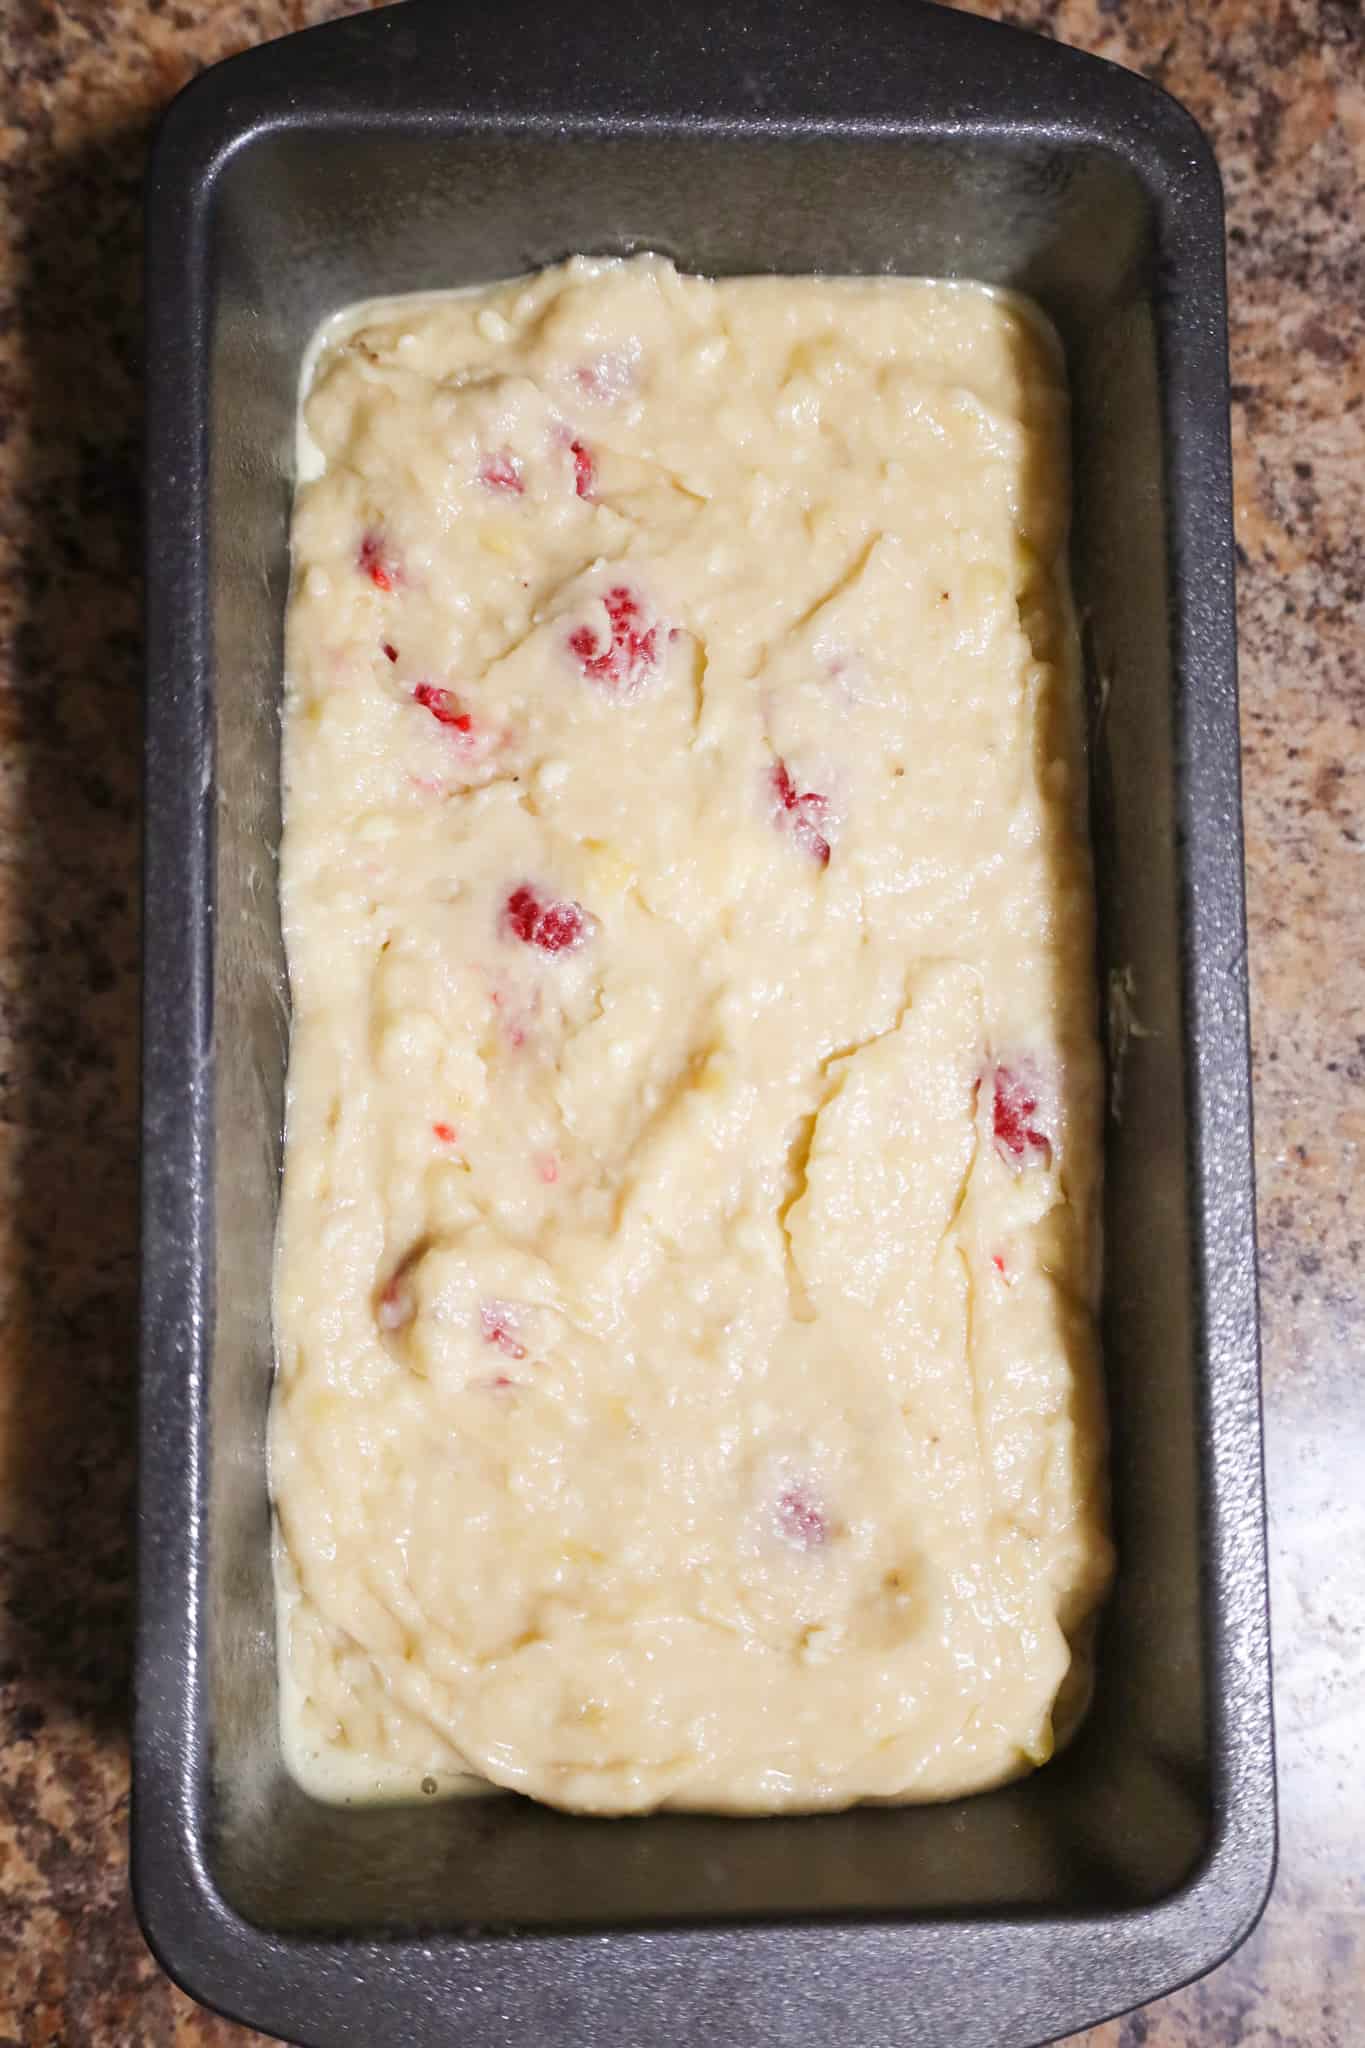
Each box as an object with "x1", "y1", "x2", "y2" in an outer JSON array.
[
  {"x1": 358, "y1": 530, "x2": 398, "y2": 591},
  {"x1": 414, "y1": 683, "x2": 474, "y2": 736},
  {"x1": 992, "y1": 1252, "x2": 1007, "y2": 1275},
  {"x1": 775, "y1": 1485, "x2": 827, "y2": 1550},
  {"x1": 382, "y1": 642, "x2": 399, "y2": 663},
  {"x1": 433, "y1": 1122, "x2": 458, "y2": 1145},
  {"x1": 770, "y1": 757, "x2": 831, "y2": 868},
  {"x1": 502, "y1": 884, "x2": 588, "y2": 954},
  {"x1": 481, "y1": 1302, "x2": 528, "y2": 1360},
  {"x1": 992, "y1": 1065, "x2": 1053, "y2": 1169},
  {"x1": 570, "y1": 439, "x2": 595, "y2": 499},
  {"x1": 567, "y1": 585, "x2": 659, "y2": 691},
  {"x1": 479, "y1": 451, "x2": 524, "y2": 495}
]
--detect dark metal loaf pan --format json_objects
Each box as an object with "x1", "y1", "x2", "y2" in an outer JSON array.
[{"x1": 137, "y1": 1, "x2": 1274, "y2": 2042}]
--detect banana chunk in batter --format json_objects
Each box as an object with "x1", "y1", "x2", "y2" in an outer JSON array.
[{"x1": 271, "y1": 256, "x2": 1111, "y2": 1815}]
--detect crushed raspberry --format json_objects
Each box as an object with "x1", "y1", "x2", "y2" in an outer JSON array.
[
  {"x1": 489, "y1": 986, "x2": 529, "y2": 1047},
  {"x1": 770, "y1": 757, "x2": 831, "y2": 867},
  {"x1": 793, "y1": 816, "x2": 830, "y2": 867},
  {"x1": 502, "y1": 884, "x2": 588, "y2": 954},
  {"x1": 358, "y1": 531, "x2": 398, "y2": 591},
  {"x1": 568, "y1": 585, "x2": 660, "y2": 691},
  {"x1": 433, "y1": 1122, "x2": 458, "y2": 1145},
  {"x1": 481, "y1": 1302, "x2": 528, "y2": 1360},
  {"x1": 992, "y1": 1065, "x2": 1053, "y2": 1169},
  {"x1": 479, "y1": 451, "x2": 524, "y2": 495},
  {"x1": 536, "y1": 1153, "x2": 559, "y2": 1185},
  {"x1": 489, "y1": 980, "x2": 543, "y2": 1047},
  {"x1": 776, "y1": 1485, "x2": 827, "y2": 1550},
  {"x1": 382, "y1": 641, "x2": 399, "y2": 663},
  {"x1": 992, "y1": 1252, "x2": 1007, "y2": 1275},
  {"x1": 471, "y1": 1371, "x2": 521, "y2": 1394},
  {"x1": 570, "y1": 439, "x2": 595, "y2": 499},
  {"x1": 414, "y1": 683, "x2": 474, "y2": 735},
  {"x1": 573, "y1": 351, "x2": 634, "y2": 402}
]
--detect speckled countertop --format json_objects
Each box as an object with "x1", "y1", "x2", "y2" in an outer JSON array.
[{"x1": 1, "y1": 0, "x2": 1360, "y2": 2041}]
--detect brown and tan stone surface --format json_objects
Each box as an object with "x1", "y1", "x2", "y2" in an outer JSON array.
[{"x1": 0, "y1": 1, "x2": 1360, "y2": 2041}]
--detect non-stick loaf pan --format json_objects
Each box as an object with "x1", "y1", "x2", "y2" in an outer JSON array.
[{"x1": 137, "y1": 0, "x2": 1274, "y2": 2041}]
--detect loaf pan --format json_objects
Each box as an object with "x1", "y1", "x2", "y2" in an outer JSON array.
[{"x1": 137, "y1": 1, "x2": 1274, "y2": 2041}]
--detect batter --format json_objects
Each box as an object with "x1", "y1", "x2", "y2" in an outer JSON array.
[{"x1": 271, "y1": 256, "x2": 1111, "y2": 1815}]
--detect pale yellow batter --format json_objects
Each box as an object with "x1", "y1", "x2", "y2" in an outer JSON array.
[{"x1": 271, "y1": 256, "x2": 1111, "y2": 1816}]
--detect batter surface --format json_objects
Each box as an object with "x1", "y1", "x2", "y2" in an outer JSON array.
[{"x1": 272, "y1": 256, "x2": 1111, "y2": 1815}]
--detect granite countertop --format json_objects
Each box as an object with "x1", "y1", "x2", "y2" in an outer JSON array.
[{"x1": 1, "y1": 0, "x2": 1360, "y2": 2040}]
